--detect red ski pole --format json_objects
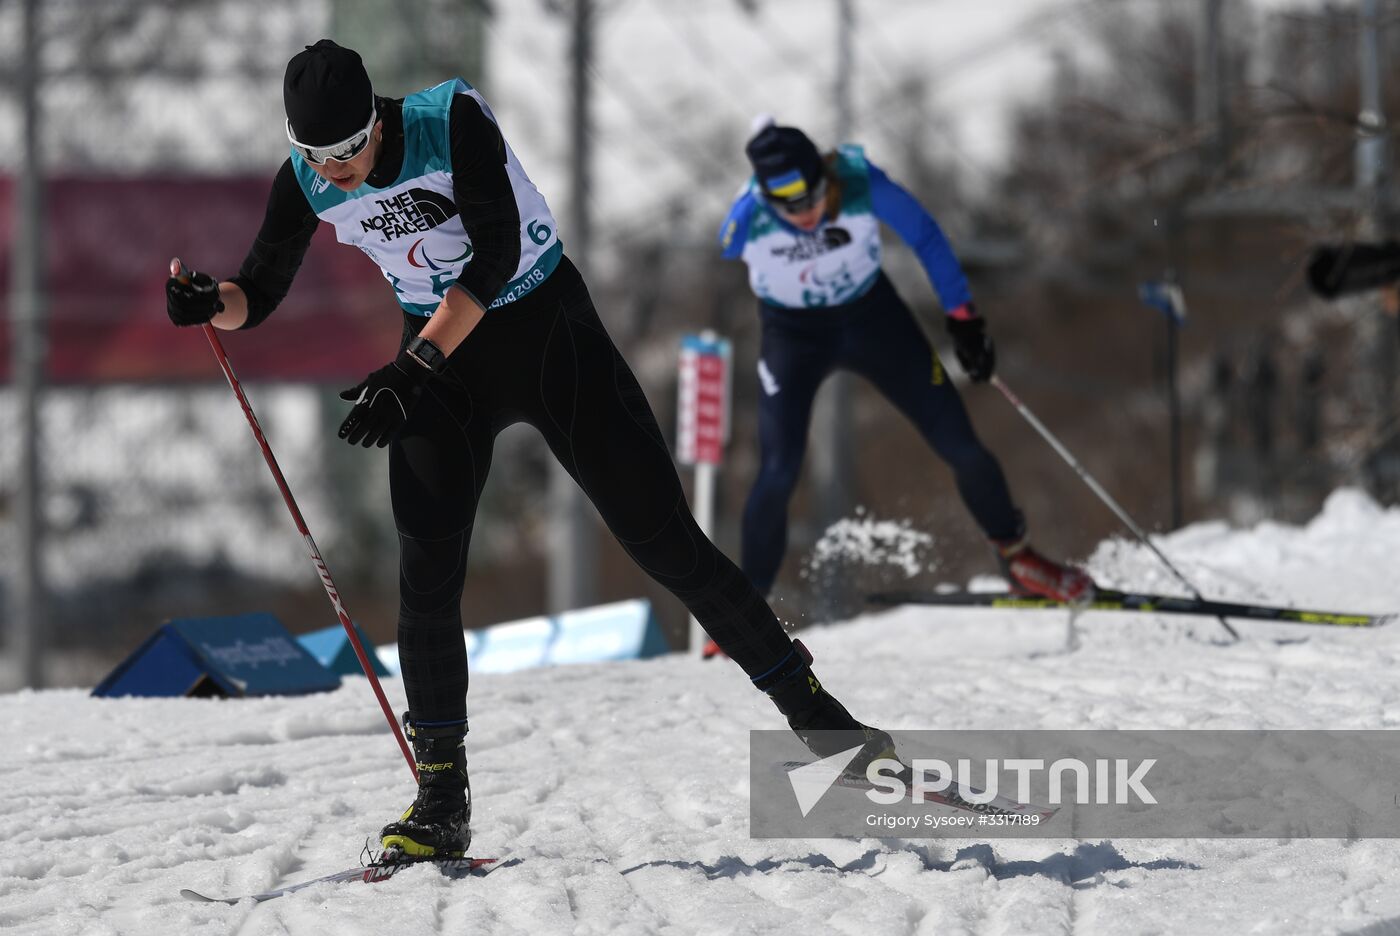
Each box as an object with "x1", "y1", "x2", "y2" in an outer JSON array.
[{"x1": 194, "y1": 309, "x2": 417, "y2": 780}]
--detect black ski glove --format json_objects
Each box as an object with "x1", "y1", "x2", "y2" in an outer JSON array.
[
  {"x1": 946, "y1": 314, "x2": 996, "y2": 383},
  {"x1": 165, "y1": 263, "x2": 224, "y2": 326},
  {"x1": 338, "y1": 349, "x2": 437, "y2": 448}
]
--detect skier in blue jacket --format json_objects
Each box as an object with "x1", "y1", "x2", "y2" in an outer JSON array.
[{"x1": 717, "y1": 119, "x2": 1092, "y2": 621}]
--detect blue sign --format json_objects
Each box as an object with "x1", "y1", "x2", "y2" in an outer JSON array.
[
  {"x1": 297, "y1": 621, "x2": 390, "y2": 677},
  {"x1": 547, "y1": 599, "x2": 668, "y2": 665},
  {"x1": 92, "y1": 613, "x2": 341, "y2": 698},
  {"x1": 373, "y1": 599, "x2": 670, "y2": 676},
  {"x1": 1138, "y1": 281, "x2": 1187, "y2": 325},
  {"x1": 474, "y1": 616, "x2": 556, "y2": 674}
]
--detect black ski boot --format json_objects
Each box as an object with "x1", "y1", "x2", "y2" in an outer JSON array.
[
  {"x1": 379, "y1": 715, "x2": 471, "y2": 860},
  {"x1": 754, "y1": 641, "x2": 897, "y2": 775}
]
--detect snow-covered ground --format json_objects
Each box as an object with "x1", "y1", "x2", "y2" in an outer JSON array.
[{"x1": 4, "y1": 489, "x2": 1400, "y2": 935}]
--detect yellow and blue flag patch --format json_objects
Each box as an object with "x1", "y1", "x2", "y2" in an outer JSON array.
[{"x1": 764, "y1": 169, "x2": 808, "y2": 200}]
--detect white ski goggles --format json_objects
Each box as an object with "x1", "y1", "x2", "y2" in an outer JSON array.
[{"x1": 286, "y1": 102, "x2": 377, "y2": 165}]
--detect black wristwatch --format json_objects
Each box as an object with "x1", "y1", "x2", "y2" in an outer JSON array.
[{"x1": 405, "y1": 335, "x2": 448, "y2": 375}]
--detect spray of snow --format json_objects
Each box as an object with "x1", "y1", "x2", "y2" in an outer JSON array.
[{"x1": 803, "y1": 508, "x2": 935, "y2": 581}]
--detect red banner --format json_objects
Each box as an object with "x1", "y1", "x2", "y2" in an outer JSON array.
[
  {"x1": 0, "y1": 175, "x2": 404, "y2": 383},
  {"x1": 676, "y1": 333, "x2": 730, "y2": 466}
]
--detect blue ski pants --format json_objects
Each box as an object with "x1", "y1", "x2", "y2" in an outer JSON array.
[{"x1": 741, "y1": 273, "x2": 1023, "y2": 594}]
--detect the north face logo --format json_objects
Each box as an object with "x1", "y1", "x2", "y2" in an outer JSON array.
[
  {"x1": 360, "y1": 189, "x2": 459, "y2": 242},
  {"x1": 771, "y1": 226, "x2": 854, "y2": 263},
  {"x1": 822, "y1": 227, "x2": 851, "y2": 248}
]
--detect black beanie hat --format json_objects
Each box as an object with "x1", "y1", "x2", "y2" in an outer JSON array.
[
  {"x1": 745, "y1": 121, "x2": 825, "y2": 204},
  {"x1": 283, "y1": 40, "x2": 374, "y2": 145}
]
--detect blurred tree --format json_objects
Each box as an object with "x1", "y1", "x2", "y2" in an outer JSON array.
[
  {"x1": 997, "y1": 4, "x2": 1254, "y2": 271},
  {"x1": 330, "y1": 0, "x2": 490, "y2": 96},
  {"x1": 970, "y1": 1, "x2": 1400, "y2": 539},
  {"x1": 0, "y1": 0, "x2": 326, "y2": 173}
]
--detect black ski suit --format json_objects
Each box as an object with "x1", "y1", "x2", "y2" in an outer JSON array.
[{"x1": 231, "y1": 93, "x2": 799, "y2": 724}]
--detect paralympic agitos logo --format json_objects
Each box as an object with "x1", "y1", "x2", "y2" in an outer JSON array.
[{"x1": 360, "y1": 188, "x2": 459, "y2": 242}]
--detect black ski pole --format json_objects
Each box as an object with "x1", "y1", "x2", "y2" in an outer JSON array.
[{"x1": 989, "y1": 375, "x2": 1239, "y2": 641}]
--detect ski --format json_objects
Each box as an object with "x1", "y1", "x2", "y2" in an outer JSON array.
[
  {"x1": 179, "y1": 856, "x2": 501, "y2": 904},
  {"x1": 782, "y1": 761, "x2": 1059, "y2": 821},
  {"x1": 866, "y1": 588, "x2": 1394, "y2": 628}
]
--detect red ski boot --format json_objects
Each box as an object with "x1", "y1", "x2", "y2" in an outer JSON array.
[{"x1": 994, "y1": 536, "x2": 1095, "y2": 604}]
